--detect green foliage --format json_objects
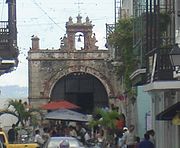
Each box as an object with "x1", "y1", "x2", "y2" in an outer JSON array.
[
  {"x1": 0, "y1": 99, "x2": 42, "y2": 127},
  {"x1": 109, "y1": 18, "x2": 133, "y2": 52},
  {"x1": 89, "y1": 108, "x2": 121, "y2": 143},
  {"x1": 89, "y1": 108, "x2": 119, "y2": 129},
  {"x1": 108, "y1": 18, "x2": 135, "y2": 92},
  {"x1": 108, "y1": 13, "x2": 171, "y2": 95}
]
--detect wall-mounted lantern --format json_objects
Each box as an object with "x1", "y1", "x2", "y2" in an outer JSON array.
[{"x1": 169, "y1": 44, "x2": 180, "y2": 74}]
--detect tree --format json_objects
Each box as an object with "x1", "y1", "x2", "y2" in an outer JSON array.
[
  {"x1": 108, "y1": 18, "x2": 136, "y2": 94},
  {"x1": 0, "y1": 99, "x2": 42, "y2": 127},
  {"x1": 89, "y1": 108, "x2": 120, "y2": 145}
]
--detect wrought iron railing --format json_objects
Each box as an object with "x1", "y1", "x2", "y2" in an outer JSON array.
[{"x1": 146, "y1": 47, "x2": 174, "y2": 83}]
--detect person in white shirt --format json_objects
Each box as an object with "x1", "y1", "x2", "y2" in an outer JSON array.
[
  {"x1": 69, "y1": 126, "x2": 77, "y2": 137},
  {"x1": 34, "y1": 129, "x2": 44, "y2": 148},
  {"x1": 84, "y1": 131, "x2": 91, "y2": 141},
  {"x1": 122, "y1": 125, "x2": 136, "y2": 148}
]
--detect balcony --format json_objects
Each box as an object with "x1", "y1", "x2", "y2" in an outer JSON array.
[
  {"x1": 0, "y1": 21, "x2": 18, "y2": 75},
  {"x1": 130, "y1": 46, "x2": 175, "y2": 86}
]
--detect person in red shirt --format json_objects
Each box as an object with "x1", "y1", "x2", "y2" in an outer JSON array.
[{"x1": 115, "y1": 115, "x2": 125, "y2": 130}]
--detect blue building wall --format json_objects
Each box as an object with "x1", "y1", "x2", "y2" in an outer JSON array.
[{"x1": 137, "y1": 86, "x2": 152, "y2": 139}]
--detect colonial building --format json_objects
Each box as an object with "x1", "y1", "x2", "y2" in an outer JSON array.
[
  {"x1": 131, "y1": 0, "x2": 180, "y2": 147},
  {"x1": 28, "y1": 15, "x2": 126, "y2": 114}
]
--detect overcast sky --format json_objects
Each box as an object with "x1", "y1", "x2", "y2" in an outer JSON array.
[{"x1": 0, "y1": 0, "x2": 114, "y2": 87}]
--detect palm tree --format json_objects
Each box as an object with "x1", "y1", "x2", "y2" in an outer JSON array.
[
  {"x1": 89, "y1": 108, "x2": 120, "y2": 145},
  {"x1": 0, "y1": 99, "x2": 42, "y2": 127}
]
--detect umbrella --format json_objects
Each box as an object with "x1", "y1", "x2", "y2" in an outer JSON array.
[
  {"x1": 40, "y1": 100, "x2": 80, "y2": 110},
  {"x1": 44, "y1": 109, "x2": 88, "y2": 122}
]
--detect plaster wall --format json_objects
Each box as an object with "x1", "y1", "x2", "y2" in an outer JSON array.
[{"x1": 136, "y1": 86, "x2": 152, "y2": 139}]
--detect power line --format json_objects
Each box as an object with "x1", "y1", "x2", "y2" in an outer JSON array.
[
  {"x1": 17, "y1": 18, "x2": 109, "y2": 27},
  {"x1": 31, "y1": 0, "x2": 65, "y2": 32},
  {"x1": 18, "y1": 22, "x2": 62, "y2": 27}
]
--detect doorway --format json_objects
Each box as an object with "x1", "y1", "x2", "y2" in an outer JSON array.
[
  {"x1": 51, "y1": 72, "x2": 108, "y2": 114},
  {"x1": 65, "y1": 92, "x2": 94, "y2": 113}
]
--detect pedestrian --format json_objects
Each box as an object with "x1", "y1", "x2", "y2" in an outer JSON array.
[
  {"x1": 76, "y1": 124, "x2": 86, "y2": 144},
  {"x1": 134, "y1": 136, "x2": 140, "y2": 148},
  {"x1": 84, "y1": 130, "x2": 91, "y2": 142},
  {"x1": 139, "y1": 133, "x2": 154, "y2": 148},
  {"x1": 95, "y1": 128, "x2": 106, "y2": 147},
  {"x1": 96, "y1": 128, "x2": 105, "y2": 143},
  {"x1": 69, "y1": 126, "x2": 77, "y2": 137},
  {"x1": 42, "y1": 127, "x2": 50, "y2": 145},
  {"x1": 116, "y1": 116, "x2": 125, "y2": 130},
  {"x1": 7, "y1": 124, "x2": 17, "y2": 144},
  {"x1": 146, "y1": 129, "x2": 155, "y2": 145},
  {"x1": 122, "y1": 124, "x2": 136, "y2": 148},
  {"x1": 115, "y1": 130, "x2": 124, "y2": 148},
  {"x1": 34, "y1": 129, "x2": 44, "y2": 148}
]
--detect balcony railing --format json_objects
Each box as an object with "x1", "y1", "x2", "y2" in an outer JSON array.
[{"x1": 146, "y1": 47, "x2": 174, "y2": 83}]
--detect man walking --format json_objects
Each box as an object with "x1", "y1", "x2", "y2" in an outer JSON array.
[
  {"x1": 139, "y1": 133, "x2": 154, "y2": 148},
  {"x1": 8, "y1": 124, "x2": 17, "y2": 144}
]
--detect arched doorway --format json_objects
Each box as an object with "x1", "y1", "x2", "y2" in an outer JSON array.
[{"x1": 50, "y1": 72, "x2": 109, "y2": 113}]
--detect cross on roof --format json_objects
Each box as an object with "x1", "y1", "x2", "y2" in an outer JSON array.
[{"x1": 74, "y1": 0, "x2": 83, "y2": 15}]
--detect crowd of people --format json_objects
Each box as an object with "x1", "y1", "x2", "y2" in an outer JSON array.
[
  {"x1": 5, "y1": 103, "x2": 156, "y2": 148},
  {"x1": 32, "y1": 122, "x2": 156, "y2": 148},
  {"x1": 33, "y1": 122, "x2": 92, "y2": 147},
  {"x1": 5, "y1": 122, "x2": 156, "y2": 148}
]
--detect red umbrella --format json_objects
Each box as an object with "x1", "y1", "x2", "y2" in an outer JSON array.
[{"x1": 40, "y1": 100, "x2": 80, "y2": 110}]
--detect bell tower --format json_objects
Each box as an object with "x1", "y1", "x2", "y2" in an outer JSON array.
[
  {"x1": 60, "y1": 14, "x2": 98, "y2": 51},
  {"x1": 28, "y1": 15, "x2": 125, "y2": 114}
]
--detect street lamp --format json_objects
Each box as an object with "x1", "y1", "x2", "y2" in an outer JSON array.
[{"x1": 169, "y1": 44, "x2": 180, "y2": 74}]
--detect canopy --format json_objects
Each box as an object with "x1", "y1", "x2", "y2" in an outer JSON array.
[
  {"x1": 44, "y1": 109, "x2": 88, "y2": 122},
  {"x1": 156, "y1": 101, "x2": 180, "y2": 120},
  {"x1": 40, "y1": 100, "x2": 80, "y2": 110}
]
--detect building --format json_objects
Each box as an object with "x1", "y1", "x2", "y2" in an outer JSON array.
[
  {"x1": 121, "y1": 0, "x2": 133, "y2": 18},
  {"x1": 131, "y1": 0, "x2": 180, "y2": 147},
  {"x1": 28, "y1": 15, "x2": 126, "y2": 114}
]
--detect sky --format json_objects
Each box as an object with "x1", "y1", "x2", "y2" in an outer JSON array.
[{"x1": 0, "y1": 0, "x2": 114, "y2": 87}]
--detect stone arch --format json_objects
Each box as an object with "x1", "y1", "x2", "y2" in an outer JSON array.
[{"x1": 43, "y1": 65, "x2": 115, "y2": 99}]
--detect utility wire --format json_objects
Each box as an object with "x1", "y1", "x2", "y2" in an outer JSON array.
[
  {"x1": 32, "y1": 0, "x2": 65, "y2": 32},
  {"x1": 17, "y1": 17, "x2": 109, "y2": 27}
]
